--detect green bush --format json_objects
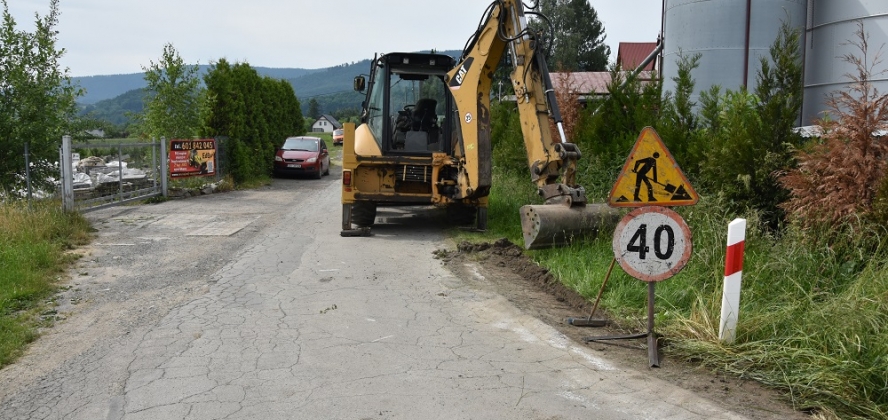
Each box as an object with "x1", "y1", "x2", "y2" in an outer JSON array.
[
  {"x1": 490, "y1": 101, "x2": 528, "y2": 176},
  {"x1": 202, "y1": 60, "x2": 303, "y2": 184},
  {"x1": 577, "y1": 66, "x2": 661, "y2": 167}
]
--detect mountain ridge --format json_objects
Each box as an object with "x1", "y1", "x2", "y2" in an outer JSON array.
[
  {"x1": 73, "y1": 65, "x2": 327, "y2": 104},
  {"x1": 76, "y1": 50, "x2": 463, "y2": 126}
]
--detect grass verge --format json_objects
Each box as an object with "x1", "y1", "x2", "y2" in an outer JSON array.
[
  {"x1": 452, "y1": 169, "x2": 888, "y2": 420},
  {"x1": 0, "y1": 201, "x2": 92, "y2": 367}
]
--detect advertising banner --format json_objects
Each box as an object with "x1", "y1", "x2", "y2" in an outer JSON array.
[{"x1": 169, "y1": 139, "x2": 216, "y2": 178}]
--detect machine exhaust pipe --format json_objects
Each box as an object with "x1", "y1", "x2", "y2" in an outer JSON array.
[{"x1": 519, "y1": 204, "x2": 620, "y2": 250}]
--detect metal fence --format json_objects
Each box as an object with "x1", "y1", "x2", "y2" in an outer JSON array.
[
  {"x1": 11, "y1": 135, "x2": 225, "y2": 211},
  {"x1": 59, "y1": 135, "x2": 168, "y2": 212}
]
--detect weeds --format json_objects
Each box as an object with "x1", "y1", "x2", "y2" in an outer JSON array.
[
  {"x1": 474, "y1": 176, "x2": 888, "y2": 418},
  {"x1": 461, "y1": 18, "x2": 888, "y2": 419},
  {"x1": 0, "y1": 201, "x2": 91, "y2": 367}
]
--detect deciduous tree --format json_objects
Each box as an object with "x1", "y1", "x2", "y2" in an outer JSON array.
[
  {"x1": 0, "y1": 0, "x2": 80, "y2": 195},
  {"x1": 139, "y1": 43, "x2": 202, "y2": 140}
]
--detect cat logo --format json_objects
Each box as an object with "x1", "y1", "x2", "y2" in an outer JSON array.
[
  {"x1": 448, "y1": 58, "x2": 474, "y2": 90},
  {"x1": 456, "y1": 66, "x2": 468, "y2": 84},
  {"x1": 608, "y1": 127, "x2": 699, "y2": 208}
]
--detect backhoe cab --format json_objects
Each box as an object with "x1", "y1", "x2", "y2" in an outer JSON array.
[
  {"x1": 341, "y1": 52, "x2": 484, "y2": 233},
  {"x1": 355, "y1": 53, "x2": 454, "y2": 155}
]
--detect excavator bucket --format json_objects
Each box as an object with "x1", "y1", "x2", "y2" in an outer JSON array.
[{"x1": 520, "y1": 204, "x2": 620, "y2": 250}]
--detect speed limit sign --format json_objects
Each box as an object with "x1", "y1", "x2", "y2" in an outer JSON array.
[{"x1": 613, "y1": 206, "x2": 692, "y2": 282}]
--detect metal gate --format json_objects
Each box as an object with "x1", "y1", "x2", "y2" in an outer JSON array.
[{"x1": 60, "y1": 135, "x2": 168, "y2": 212}]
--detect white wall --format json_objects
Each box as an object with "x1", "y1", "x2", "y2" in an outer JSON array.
[{"x1": 312, "y1": 118, "x2": 335, "y2": 133}]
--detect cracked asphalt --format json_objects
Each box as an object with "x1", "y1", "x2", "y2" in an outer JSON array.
[{"x1": 0, "y1": 172, "x2": 754, "y2": 419}]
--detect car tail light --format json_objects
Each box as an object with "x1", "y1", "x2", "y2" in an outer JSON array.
[{"x1": 343, "y1": 170, "x2": 352, "y2": 187}]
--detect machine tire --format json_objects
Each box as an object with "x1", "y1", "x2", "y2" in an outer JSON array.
[
  {"x1": 476, "y1": 207, "x2": 488, "y2": 231},
  {"x1": 446, "y1": 204, "x2": 476, "y2": 226},
  {"x1": 351, "y1": 202, "x2": 377, "y2": 227}
]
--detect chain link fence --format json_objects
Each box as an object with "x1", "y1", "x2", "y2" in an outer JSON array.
[
  {"x1": 59, "y1": 136, "x2": 168, "y2": 212},
  {"x1": 12, "y1": 136, "x2": 227, "y2": 211}
]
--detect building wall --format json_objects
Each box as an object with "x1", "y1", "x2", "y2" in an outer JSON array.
[
  {"x1": 659, "y1": 0, "x2": 888, "y2": 126},
  {"x1": 662, "y1": 0, "x2": 807, "y2": 108},
  {"x1": 312, "y1": 118, "x2": 335, "y2": 133}
]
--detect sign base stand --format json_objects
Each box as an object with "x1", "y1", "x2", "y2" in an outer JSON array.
[{"x1": 584, "y1": 282, "x2": 660, "y2": 367}]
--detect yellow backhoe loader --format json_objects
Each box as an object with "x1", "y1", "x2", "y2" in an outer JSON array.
[{"x1": 340, "y1": 0, "x2": 617, "y2": 249}]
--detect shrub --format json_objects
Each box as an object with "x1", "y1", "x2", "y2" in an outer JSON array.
[
  {"x1": 490, "y1": 100, "x2": 526, "y2": 176},
  {"x1": 780, "y1": 23, "x2": 888, "y2": 234}
]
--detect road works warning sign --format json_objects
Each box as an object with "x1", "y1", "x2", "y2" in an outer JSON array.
[{"x1": 608, "y1": 127, "x2": 698, "y2": 207}]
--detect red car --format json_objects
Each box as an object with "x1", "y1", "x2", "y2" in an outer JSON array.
[
  {"x1": 273, "y1": 136, "x2": 330, "y2": 179},
  {"x1": 332, "y1": 128, "x2": 344, "y2": 145}
]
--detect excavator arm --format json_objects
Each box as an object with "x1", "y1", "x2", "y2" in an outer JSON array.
[
  {"x1": 444, "y1": 0, "x2": 615, "y2": 248},
  {"x1": 445, "y1": 0, "x2": 584, "y2": 203}
]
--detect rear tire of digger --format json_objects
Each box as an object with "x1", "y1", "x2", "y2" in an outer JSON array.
[
  {"x1": 476, "y1": 207, "x2": 488, "y2": 231},
  {"x1": 446, "y1": 204, "x2": 476, "y2": 226},
  {"x1": 351, "y1": 202, "x2": 377, "y2": 227}
]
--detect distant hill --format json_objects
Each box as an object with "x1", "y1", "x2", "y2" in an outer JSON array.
[
  {"x1": 288, "y1": 61, "x2": 370, "y2": 99},
  {"x1": 79, "y1": 88, "x2": 147, "y2": 126},
  {"x1": 73, "y1": 73, "x2": 148, "y2": 105},
  {"x1": 77, "y1": 50, "x2": 463, "y2": 127},
  {"x1": 73, "y1": 66, "x2": 321, "y2": 105}
]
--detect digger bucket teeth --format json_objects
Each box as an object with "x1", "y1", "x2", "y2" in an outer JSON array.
[{"x1": 520, "y1": 204, "x2": 619, "y2": 250}]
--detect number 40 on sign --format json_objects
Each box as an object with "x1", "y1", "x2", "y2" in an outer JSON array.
[{"x1": 613, "y1": 206, "x2": 692, "y2": 282}]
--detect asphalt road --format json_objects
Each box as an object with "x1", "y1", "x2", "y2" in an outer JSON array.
[{"x1": 0, "y1": 171, "x2": 753, "y2": 419}]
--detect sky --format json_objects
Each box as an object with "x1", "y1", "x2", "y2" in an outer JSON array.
[{"x1": 8, "y1": 0, "x2": 663, "y2": 77}]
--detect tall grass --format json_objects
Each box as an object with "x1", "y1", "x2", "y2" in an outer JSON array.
[
  {"x1": 664, "y1": 212, "x2": 888, "y2": 419},
  {"x1": 0, "y1": 201, "x2": 91, "y2": 367},
  {"x1": 468, "y1": 172, "x2": 888, "y2": 419}
]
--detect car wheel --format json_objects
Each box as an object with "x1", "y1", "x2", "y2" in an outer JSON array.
[
  {"x1": 351, "y1": 202, "x2": 377, "y2": 227},
  {"x1": 324, "y1": 164, "x2": 330, "y2": 176}
]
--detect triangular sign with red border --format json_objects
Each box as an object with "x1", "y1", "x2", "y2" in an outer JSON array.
[{"x1": 607, "y1": 127, "x2": 699, "y2": 207}]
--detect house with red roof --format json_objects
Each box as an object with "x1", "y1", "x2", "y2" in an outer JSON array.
[
  {"x1": 616, "y1": 42, "x2": 659, "y2": 71},
  {"x1": 546, "y1": 42, "x2": 660, "y2": 105}
]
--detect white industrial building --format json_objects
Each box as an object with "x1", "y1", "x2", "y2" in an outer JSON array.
[{"x1": 659, "y1": 0, "x2": 888, "y2": 125}]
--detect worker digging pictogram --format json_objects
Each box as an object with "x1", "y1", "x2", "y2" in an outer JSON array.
[
  {"x1": 632, "y1": 152, "x2": 659, "y2": 202},
  {"x1": 608, "y1": 127, "x2": 699, "y2": 207}
]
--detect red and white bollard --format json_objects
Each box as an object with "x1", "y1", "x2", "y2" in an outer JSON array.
[{"x1": 719, "y1": 218, "x2": 746, "y2": 343}]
